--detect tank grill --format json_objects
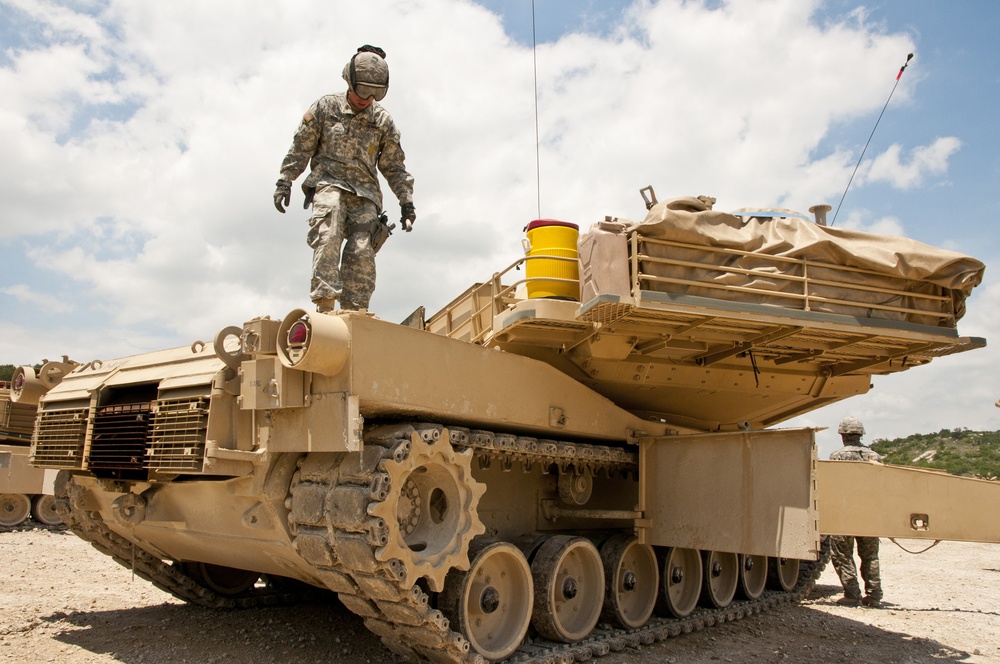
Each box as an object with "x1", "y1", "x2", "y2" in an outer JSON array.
[
  {"x1": 0, "y1": 391, "x2": 38, "y2": 439},
  {"x1": 147, "y1": 397, "x2": 209, "y2": 472},
  {"x1": 88, "y1": 402, "x2": 152, "y2": 476},
  {"x1": 30, "y1": 408, "x2": 89, "y2": 468}
]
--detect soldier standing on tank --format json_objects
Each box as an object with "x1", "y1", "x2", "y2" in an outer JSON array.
[
  {"x1": 829, "y1": 416, "x2": 884, "y2": 608},
  {"x1": 273, "y1": 44, "x2": 416, "y2": 313}
]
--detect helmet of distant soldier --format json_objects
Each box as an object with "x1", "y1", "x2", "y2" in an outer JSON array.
[
  {"x1": 837, "y1": 416, "x2": 865, "y2": 436},
  {"x1": 342, "y1": 45, "x2": 389, "y2": 101}
]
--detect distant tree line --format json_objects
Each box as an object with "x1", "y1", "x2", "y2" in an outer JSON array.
[
  {"x1": 0, "y1": 363, "x2": 45, "y2": 383},
  {"x1": 871, "y1": 428, "x2": 1000, "y2": 479}
]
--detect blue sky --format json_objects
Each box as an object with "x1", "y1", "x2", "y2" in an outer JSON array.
[{"x1": 1, "y1": 0, "x2": 998, "y2": 455}]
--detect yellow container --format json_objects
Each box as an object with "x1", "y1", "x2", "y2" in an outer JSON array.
[{"x1": 524, "y1": 220, "x2": 581, "y2": 300}]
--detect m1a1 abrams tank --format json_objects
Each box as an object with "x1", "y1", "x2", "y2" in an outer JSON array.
[
  {"x1": 1, "y1": 358, "x2": 76, "y2": 527},
  {"x1": 29, "y1": 191, "x2": 998, "y2": 662}
]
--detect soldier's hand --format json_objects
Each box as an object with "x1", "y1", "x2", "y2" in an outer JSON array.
[
  {"x1": 273, "y1": 179, "x2": 292, "y2": 214},
  {"x1": 400, "y1": 202, "x2": 416, "y2": 232}
]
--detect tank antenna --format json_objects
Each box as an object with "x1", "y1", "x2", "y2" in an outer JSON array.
[
  {"x1": 830, "y1": 53, "x2": 913, "y2": 227},
  {"x1": 531, "y1": 0, "x2": 541, "y2": 219}
]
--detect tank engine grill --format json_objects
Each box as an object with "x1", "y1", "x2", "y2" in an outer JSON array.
[
  {"x1": 148, "y1": 397, "x2": 209, "y2": 472},
  {"x1": 88, "y1": 402, "x2": 152, "y2": 477},
  {"x1": 30, "y1": 408, "x2": 88, "y2": 467},
  {"x1": 1, "y1": 390, "x2": 38, "y2": 437}
]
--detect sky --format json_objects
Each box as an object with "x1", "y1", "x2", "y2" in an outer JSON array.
[{"x1": 1, "y1": 0, "x2": 997, "y2": 457}]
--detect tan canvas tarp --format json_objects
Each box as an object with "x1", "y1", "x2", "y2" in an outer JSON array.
[{"x1": 624, "y1": 197, "x2": 985, "y2": 326}]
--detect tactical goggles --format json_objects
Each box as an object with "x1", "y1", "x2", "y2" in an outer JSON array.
[{"x1": 354, "y1": 82, "x2": 387, "y2": 102}]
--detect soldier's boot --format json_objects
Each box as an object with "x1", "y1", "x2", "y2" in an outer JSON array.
[
  {"x1": 339, "y1": 297, "x2": 370, "y2": 312},
  {"x1": 862, "y1": 596, "x2": 881, "y2": 608},
  {"x1": 315, "y1": 298, "x2": 338, "y2": 314},
  {"x1": 836, "y1": 580, "x2": 862, "y2": 606}
]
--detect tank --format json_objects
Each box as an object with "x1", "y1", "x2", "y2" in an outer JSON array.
[
  {"x1": 29, "y1": 192, "x2": 995, "y2": 662},
  {"x1": 1, "y1": 358, "x2": 77, "y2": 527}
]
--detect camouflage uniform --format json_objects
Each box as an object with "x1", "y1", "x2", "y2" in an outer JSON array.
[
  {"x1": 278, "y1": 92, "x2": 414, "y2": 310},
  {"x1": 829, "y1": 444, "x2": 884, "y2": 603}
]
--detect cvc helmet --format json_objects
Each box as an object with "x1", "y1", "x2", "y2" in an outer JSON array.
[
  {"x1": 837, "y1": 416, "x2": 865, "y2": 436},
  {"x1": 343, "y1": 44, "x2": 389, "y2": 102}
]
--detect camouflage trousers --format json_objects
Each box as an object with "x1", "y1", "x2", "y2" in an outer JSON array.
[
  {"x1": 306, "y1": 185, "x2": 378, "y2": 310},
  {"x1": 830, "y1": 535, "x2": 882, "y2": 600}
]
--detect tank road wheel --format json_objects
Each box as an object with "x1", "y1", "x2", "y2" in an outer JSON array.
[
  {"x1": 738, "y1": 554, "x2": 768, "y2": 600},
  {"x1": 440, "y1": 540, "x2": 533, "y2": 661},
  {"x1": 368, "y1": 426, "x2": 487, "y2": 592},
  {"x1": 0, "y1": 494, "x2": 31, "y2": 527},
  {"x1": 767, "y1": 556, "x2": 800, "y2": 592},
  {"x1": 699, "y1": 550, "x2": 738, "y2": 609},
  {"x1": 600, "y1": 534, "x2": 658, "y2": 629},
  {"x1": 655, "y1": 547, "x2": 702, "y2": 619},
  {"x1": 531, "y1": 535, "x2": 605, "y2": 643},
  {"x1": 180, "y1": 562, "x2": 260, "y2": 597},
  {"x1": 31, "y1": 495, "x2": 63, "y2": 526}
]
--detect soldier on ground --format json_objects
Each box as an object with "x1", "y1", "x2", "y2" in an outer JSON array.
[
  {"x1": 829, "y1": 416, "x2": 884, "y2": 607},
  {"x1": 274, "y1": 44, "x2": 416, "y2": 313}
]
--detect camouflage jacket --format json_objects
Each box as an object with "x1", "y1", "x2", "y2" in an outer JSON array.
[
  {"x1": 830, "y1": 445, "x2": 883, "y2": 463},
  {"x1": 278, "y1": 93, "x2": 414, "y2": 211}
]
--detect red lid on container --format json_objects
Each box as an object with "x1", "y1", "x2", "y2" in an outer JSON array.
[{"x1": 525, "y1": 219, "x2": 579, "y2": 232}]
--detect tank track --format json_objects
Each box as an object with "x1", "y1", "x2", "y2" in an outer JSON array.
[
  {"x1": 52, "y1": 471, "x2": 309, "y2": 610},
  {"x1": 288, "y1": 422, "x2": 832, "y2": 664}
]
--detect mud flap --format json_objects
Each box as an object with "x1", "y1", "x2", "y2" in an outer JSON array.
[{"x1": 638, "y1": 428, "x2": 818, "y2": 560}]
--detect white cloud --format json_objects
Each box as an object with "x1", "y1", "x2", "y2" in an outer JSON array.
[
  {"x1": 2, "y1": 0, "x2": 989, "y2": 447},
  {"x1": 1, "y1": 284, "x2": 73, "y2": 313},
  {"x1": 864, "y1": 137, "x2": 961, "y2": 189},
  {"x1": 836, "y1": 211, "x2": 906, "y2": 236}
]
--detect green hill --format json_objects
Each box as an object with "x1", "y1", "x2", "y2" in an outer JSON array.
[{"x1": 870, "y1": 429, "x2": 1000, "y2": 480}]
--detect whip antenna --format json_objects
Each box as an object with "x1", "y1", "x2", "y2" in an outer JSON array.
[
  {"x1": 830, "y1": 52, "x2": 913, "y2": 227},
  {"x1": 531, "y1": 0, "x2": 541, "y2": 218}
]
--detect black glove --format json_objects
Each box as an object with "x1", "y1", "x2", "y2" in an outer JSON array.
[
  {"x1": 400, "y1": 202, "x2": 416, "y2": 232},
  {"x1": 273, "y1": 179, "x2": 292, "y2": 213}
]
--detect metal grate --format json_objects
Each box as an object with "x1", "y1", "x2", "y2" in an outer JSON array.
[
  {"x1": 632, "y1": 234, "x2": 957, "y2": 326},
  {"x1": 88, "y1": 402, "x2": 151, "y2": 474},
  {"x1": 147, "y1": 397, "x2": 209, "y2": 472},
  {"x1": 0, "y1": 391, "x2": 37, "y2": 439},
  {"x1": 30, "y1": 408, "x2": 89, "y2": 468}
]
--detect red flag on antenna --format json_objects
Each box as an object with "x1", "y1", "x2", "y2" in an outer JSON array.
[{"x1": 896, "y1": 52, "x2": 914, "y2": 81}]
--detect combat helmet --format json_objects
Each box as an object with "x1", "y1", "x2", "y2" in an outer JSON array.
[
  {"x1": 343, "y1": 45, "x2": 389, "y2": 101},
  {"x1": 837, "y1": 416, "x2": 865, "y2": 436}
]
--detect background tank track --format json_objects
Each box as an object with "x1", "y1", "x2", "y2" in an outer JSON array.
[
  {"x1": 289, "y1": 422, "x2": 832, "y2": 664},
  {"x1": 52, "y1": 472, "x2": 311, "y2": 610}
]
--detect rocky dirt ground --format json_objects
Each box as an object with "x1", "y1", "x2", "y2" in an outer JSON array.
[{"x1": 1, "y1": 524, "x2": 998, "y2": 663}]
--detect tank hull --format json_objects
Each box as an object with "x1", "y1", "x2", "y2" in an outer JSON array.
[{"x1": 27, "y1": 196, "x2": 995, "y2": 662}]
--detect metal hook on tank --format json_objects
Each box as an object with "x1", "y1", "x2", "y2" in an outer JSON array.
[{"x1": 214, "y1": 325, "x2": 248, "y2": 373}]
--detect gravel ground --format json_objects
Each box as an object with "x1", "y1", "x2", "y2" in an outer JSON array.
[{"x1": 2, "y1": 524, "x2": 999, "y2": 663}]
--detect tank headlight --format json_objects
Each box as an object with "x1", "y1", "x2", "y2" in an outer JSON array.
[{"x1": 277, "y1": 309, "x2": 351, "y2": 376}]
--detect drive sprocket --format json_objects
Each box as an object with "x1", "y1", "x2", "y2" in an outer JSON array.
[{"x1": 368, "y1": 425, "x2": 487, "y2": 592}]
